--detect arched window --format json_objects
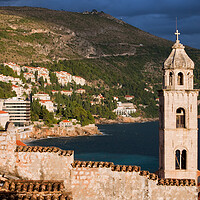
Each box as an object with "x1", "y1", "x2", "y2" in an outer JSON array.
[
  {"x1": 177, "y1": 72, "x2": 183, "y2": 85},
  {"x1": 198, "y1": 176, "x2": 200, "y2": 185},
  {"x1": 176, "y1": 108, "x2": 185, "y2": 128},
  {"x1": 175, "y1": 149, "x2": 187, "y2": 170},
  {"x1": 169, "y1": 72, "x2": 173, "y2": 86},
  {"x1": 175, "y1": 150, "x2": 180, "y2": 169},
  {"x1": 181, "y1": 150, "x2": 187, "y2": 169}
]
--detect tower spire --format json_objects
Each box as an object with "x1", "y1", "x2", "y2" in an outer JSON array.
[{"x1": 175, "y1": 17, "x2": 180, "y2": 43}]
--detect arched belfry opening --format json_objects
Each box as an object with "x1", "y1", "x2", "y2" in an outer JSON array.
[
  {"x1": 175, "y1": 150, "x2": 181, "y2": 169},
  {"x1": 176, "y1": 108, "x2": 185, "y2": 128},
  {"x1": 175, "y1": 149, "x2": 187, "y2": 170},
  {"x1": 177, "y1": 72, "x2": 184, "y2": 85},
  {"x1": 181, "y1": 150, "x2": 187, "y2": 169},
  {"x1": 169, "y1": 72, "x2": 173, "y2": 86}
]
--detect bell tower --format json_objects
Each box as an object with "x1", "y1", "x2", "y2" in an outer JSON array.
[{"x1": 159, "y1": 30, "x2": 199, "y2": 180}]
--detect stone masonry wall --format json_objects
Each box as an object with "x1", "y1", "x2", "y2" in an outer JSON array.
[
  {"x1": 0, "y1": 124, "x2": 17, "y2": 174},
  {"x1": 14, "y1": 146, "x2": 74, "y2": 192},
  {"x1": 71, "y1": 161, "x2": 197, "y2": 200}
]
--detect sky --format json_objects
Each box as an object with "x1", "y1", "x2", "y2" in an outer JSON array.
[{"x1": 0, "y1": 0, "x2": 199, "y2": 49}]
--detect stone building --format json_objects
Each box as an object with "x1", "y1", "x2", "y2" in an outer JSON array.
[
  {"x1": 158, "y1": 30, "x2": 199, "y2": 181},
  {"x1": 113, "y1": 102, "x2": 137, "y2": 116},
  {"x1": 0, "y1": 110, "x2": 9, "y2": 129},
  {"x1": 0, "y1": 97, "x2": 31, "y2": 127},
  {"x1": 39, "y1": 100, "x2": 54, "y2": 112},
  {"x1": 32, "y1": 92, "x2": 51, "y2": 101},
  {"x1": 59, "y1": 120, "x2": 73, "y2": 127}
]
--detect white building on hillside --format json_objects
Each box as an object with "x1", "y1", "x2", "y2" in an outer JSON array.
[
  {"x1": 75, "y1": 89, "x2": 86, "y2": 94},
  {"x1": 61, "y1": 90, "x2": 73, "y2": 96},
  {"x1": 24, "y1": 73, "x2": 35, "y2": 82},
  {"x1": 12, "y1": 85, "x2": 23, "y2": 97},
  {"x1": 125, "y1": 95, "x2": 134, "y2": 101},
  {"x1": 32, "y1": 93, "x2": 51, "y2": 101},
  {"x1": 54, "y1": 71, "x2": 72, "y2": 86},
  {"x1": 39, "y1": 100, "x2": 54, "y2": 112},
  {"x1": 0, "y1": 110, "x2": 9, "y2": 129},
  {"x1": 113, "y1": 102, "x2": 137, "y2": 116},
  {"x1": 72, "y1": 76, "x2": 86, "y2": 86},
  {"x1": 59, "y1": 120, "x2": 73, "y2": 127},
  {"x1": 0, "y1": 97, "x2": 31, "y2": 127},
  {"x1": 0, "y1": 74, "x2": 22, "y2": 85}
]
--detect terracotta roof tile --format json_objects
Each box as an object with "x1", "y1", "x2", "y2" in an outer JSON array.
[
  {"x1": 0, "y1": 110, "x2": 8, "y2": 114},
  {"x1": 15, "y1": 146, "x2": 73, "y2": 156}
]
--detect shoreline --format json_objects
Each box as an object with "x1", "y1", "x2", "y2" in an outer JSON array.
[
  {"x1": 23, "y1": 125, "x2": 102, "y2": 142},
  {"x1": 22, "y1": 117, "x2": 158, "y2": 143},
  {"x1": 95, "y1": 116, "x2": 158, "y2": 125}
]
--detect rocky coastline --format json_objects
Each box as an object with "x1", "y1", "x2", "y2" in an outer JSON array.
[
  {"x1": 24, "y1": 117, "x2": 158, "y2": 141},
  {"x1": 95, "y1": 116, "x2": 158, "y2": 125},
  {"x1": 27, "y1": 124, "x2": 102, "y2": 140}
]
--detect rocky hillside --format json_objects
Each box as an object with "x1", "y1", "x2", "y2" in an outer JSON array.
[
  {"x1": 0, "y1": 6, "x2": 200, "y2": 117},
  {"x1": 0, "y1": 7, "x2": 173, "y2": 62}
]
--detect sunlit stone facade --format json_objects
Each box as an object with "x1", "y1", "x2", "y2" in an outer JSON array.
[{"x1": 159, "y1": 31, "x2": 199, "y2": 181}]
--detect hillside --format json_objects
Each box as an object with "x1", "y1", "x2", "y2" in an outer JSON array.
[{"x1": 0, "y1": 7, "x2": 200, "y2": 117}]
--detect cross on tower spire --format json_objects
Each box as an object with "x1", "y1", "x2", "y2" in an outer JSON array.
[{"x1": 175, "y1": 29, "x2": 180, "y2": 43}]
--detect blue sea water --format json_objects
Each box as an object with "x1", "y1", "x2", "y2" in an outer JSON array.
[
  {"x1": 26, "y1": 121, "x2": 159, "y2": 173},
  {"x1": 25, "y1": 120, "x2": 200, "y2": 173}
]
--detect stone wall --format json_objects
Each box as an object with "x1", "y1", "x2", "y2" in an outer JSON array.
[
  {"x1": 71, "y1": 161, "x2": 197, "y2": 200},
  {"x1": 0, "y1": 123, "x2": 17, "y2": 174},
  {"x1": 15, "y1": 146, "x2": 74, "y2": 192}
]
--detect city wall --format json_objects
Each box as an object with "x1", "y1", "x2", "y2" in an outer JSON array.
[{"x1": 0, "y1": 124, "x2": 198, "y2": 199}]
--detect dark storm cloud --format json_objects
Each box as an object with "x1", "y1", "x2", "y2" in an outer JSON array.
[{"x1": 0, "y1": 0, "x2": 199, "y2": 48}]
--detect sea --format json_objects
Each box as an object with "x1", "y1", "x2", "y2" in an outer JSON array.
[{"x1": 25, "y1": 121, "x2": 200, "y2": 173}]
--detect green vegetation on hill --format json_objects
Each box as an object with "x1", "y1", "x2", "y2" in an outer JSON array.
[
  {"x1": 31, "y1": 99, "x2": 56, "y2": 126},
  {"x1": 0, "y1": 81, "x2": 16, "y2": 98},
  {"x1": 0, "y1": 7, "x2": 200, "y2": 119},
  {"x1": 0, "y1": 64, "x2": 18, "y2": 78}
]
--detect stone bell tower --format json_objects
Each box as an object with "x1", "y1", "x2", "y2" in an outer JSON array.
[{"x1": 159, "y1": 30, "x2": 199, "y2": 180}]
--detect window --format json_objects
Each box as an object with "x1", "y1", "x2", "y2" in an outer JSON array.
[
  {"x1": 169, "y1": 72, "x2": 173, "y2": 86},
  {"x1": 176, "y1": 108, "x2": 185, "y2": 128},
  {"x1": 175, "y1": 149, "x2": 187, "y2": 170},
  {"x1": 177, "y1": 72, "x2": 183, "y2": 85},
  {"x1": 181, "y1": 150, "x2": 187, "y2": 169},
  {"x1": 175, "y1": 150, "x2": 180, "y2": 169}
]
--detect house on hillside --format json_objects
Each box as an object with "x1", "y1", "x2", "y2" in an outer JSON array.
[
  {"x1": 61, "y1": 90, "x2": 73, "y2": 96},
  {"x1": 12, "y1": 85, "x2": 23, "y2": 97},
  {"x1": 59, "y1": 120, "x2": 73, "y2": 128},
  {"x1": 75, "y1": 89, "x2": 86, "y2": 94},
  {"x1": 0, "y1": 110, "x2": 9, "y2": 129},
  {"x1": 113, "y1": 102, "x2": 137, "y2": 116},
  {"x1": 24, "y1": 73, "x2": 35, "y2": 82},
  {"x1": 125, "y1": 95, "x2": 134, "y2": 101},
  {"x1": 39, "y1": 100, "x2": 54, "y2": 112},
  {"x1": 32, "y1": 93, "x2": 51, "y2": 101}
]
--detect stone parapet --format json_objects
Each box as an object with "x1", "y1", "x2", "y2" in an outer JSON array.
[
  {"x1": 15, "y1": 146, "x2": 74, "y2": 157},
  {"x1": 0, "y1": 180, "x2": 72, "y2": 199},
  {"x1": 72, "y1": 160, "x2": 196, "y2": 187},
  {"x1": 158, "y1": 178, "x2": 196, "y2": 186}
]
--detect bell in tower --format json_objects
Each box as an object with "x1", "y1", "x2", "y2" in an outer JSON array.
[{"x1": 158, "y1": 29, "x2": 199, "y2": 181}]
